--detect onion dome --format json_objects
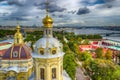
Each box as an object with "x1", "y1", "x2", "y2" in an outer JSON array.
[
  {"x1": 2, "y1": 44, "x2": 32, "y2": 60},
  {"x1": 14, "y1": 24, "x2": 24, "y2": 45},
  {"x1": 42, "y1": 15, "x2": 53, "y2": 28}
]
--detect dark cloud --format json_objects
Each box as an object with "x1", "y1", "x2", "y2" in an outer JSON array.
[
  {"x1": 7, "y1": 0, "x2": 26, "y2": 6},
  {"x1": 68, "y1": 10, "x2": 76, "y2": 14},
  {"x1": 2, "y1": 13, "x2": 9, "y2": 16},
  {"x1": 77, "y1": 7, "x2": 90, "y2": 15},
  {"x1": 34, "y1": 2, "x2": 66, "y2": 13},
  {"x1": 0, "y1": 12, "x2": 9, "y2": 16},
  {"x1": 96, "y1": 0, "x2": 116, "y2": 9},
  {"x1": 104, "y1": 0, "x2": 116, "y2": 3},
  {"x1": 35, "y1": 16, "x2": 39, "y2": 19},
  {"x1": 3, "y1": 9, "x2": 30, "y2": 21},
  {"x1": 3, "y1": 17, "x2": 29, "y2": 21},
  {"x1": 9, "y1": 10, "x2": 28, "y2": 18},
  {"x1": 52, "y1": 14, "x2": 64, "y2": 18},
  {"x1": 96, "y1": 3, "x2": 113, "y2": 9},
  {"x1": 0, "y1": 0, "x2": 6, "y2": 2}
]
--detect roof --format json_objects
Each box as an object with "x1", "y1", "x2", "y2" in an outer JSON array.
[
  {"x1": 35, "y1": 37, "x2": 61, "y2": 48},
  {"x1": 0, "y1": 42, "x2": 12, "y2": 50},
  {"x1": 108, "y1": 46, "x2": 120, "y2": 50},
  {"x1": 0, "y1": 39, "x2": 13, "y2": 43},
  {"x1": 0, "y1": 49, "x2": 7, "y2": 56},
  {"x1": 35, "y1": 37, "x2": 63, "y2": 56},
  {"x1": 79, "y1": 44, "x2": 99, "y2": 50},
  {"x1": 2, "y1": 44, "x2": 32, "y2": 60},
  {"x1": 0, "y1": 42, "x2": 11, "y2": 46}
]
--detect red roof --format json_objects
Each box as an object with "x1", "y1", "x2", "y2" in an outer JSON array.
[
  {"x1": 79, "y1": 45, "x2": 99, "y2": 51},
  {"x1": 0, "y1": 42, "x2": 11, "y2": 46},
  {"x1": 0, "y1": 49, "x2": 7, "y2": 56},
  {"x1": 92, "y1": 41, "x2": 98, "y2": 44}
]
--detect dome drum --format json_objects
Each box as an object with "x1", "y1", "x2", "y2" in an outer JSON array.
[
  {"x1": 35, "y1": 38, "x2": 63, "y2": 56},
  {"x1": 38, "y1": 47, "x2": 57, "y2": 55}
]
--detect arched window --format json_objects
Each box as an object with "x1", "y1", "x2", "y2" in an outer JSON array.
[
  {"x1": 40, "y1": 68, "x2": 44, "y2": 80},
  {"x1": 52, "y1": 68, "x2": 56, "y2": 79}
]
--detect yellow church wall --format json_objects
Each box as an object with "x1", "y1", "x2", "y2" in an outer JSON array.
[
  {"x1": 0, "y1": 73, "x2": 6, "y2": 80},
  {"x1": 0, "y1": 66, "x2": 33, "y2": 80},
  {"x1": 34, "y1": 56, "x2": 63, "y2": 80}
]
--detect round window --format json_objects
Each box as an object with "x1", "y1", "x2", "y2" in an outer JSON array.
[
  {"x1": 52, "y1": 50, "x2": 56, "y2": 54},
  {"x1": 40, "y1": 50, "x2": 44, "y2": 55}
]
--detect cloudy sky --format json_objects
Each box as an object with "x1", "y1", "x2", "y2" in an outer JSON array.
[{"x1": 0, "y1": 0, "x2": 120, "y2": 26}]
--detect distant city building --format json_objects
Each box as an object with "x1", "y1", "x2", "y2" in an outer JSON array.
[{"x1": 79, "y1": 40, "x2": 120, "y2": 64}]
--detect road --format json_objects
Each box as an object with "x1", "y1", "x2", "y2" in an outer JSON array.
[
  {"x1": 76, "y1": 67, "x2": 86, "y2": 80},
  {"x1": 75, "y1": 58, "x2": 90, "y2": 80}
]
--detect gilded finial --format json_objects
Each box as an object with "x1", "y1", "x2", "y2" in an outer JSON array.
[
  {"x1": 14, "y1": 23, "x2": 24, "y2": 45},
  {"x1": 16, "y1": 24, "x2": 20, "y2": 33}
]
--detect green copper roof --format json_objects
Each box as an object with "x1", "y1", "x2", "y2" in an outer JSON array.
[{"x1": 108, "y1": 46, "x2": 120, "y2": 50}]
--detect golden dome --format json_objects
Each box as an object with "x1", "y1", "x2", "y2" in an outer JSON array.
[
  {"x1": 14, "y1": 24, "x2": 24, "y2": 45},
  {"x1": 42, "y1": 15, "x2": 53, "y2": 28}
]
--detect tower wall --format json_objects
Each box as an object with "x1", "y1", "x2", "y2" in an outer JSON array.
[{"x1": 34, "y1": 57, "x2": 63, "y2": 80}]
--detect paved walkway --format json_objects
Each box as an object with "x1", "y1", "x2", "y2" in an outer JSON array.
[
  {"x1": 76, "y1": 67, "x2": 86, "y2": 80},
  {"x1": 75, "y1": 58, "x2": 90, "y2": 80}
]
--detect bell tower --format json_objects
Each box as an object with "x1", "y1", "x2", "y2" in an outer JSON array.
[
  {"x1": 33, "y1": 0, "x2": 65, "y2": 80},
  {"x1": 42, "y1": 0, "x2": 53, "y2": 38}
]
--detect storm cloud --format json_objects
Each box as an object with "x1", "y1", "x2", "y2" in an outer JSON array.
[
  {"x1": 7, "y1": 0, "x2": 26, "y2": 6},
  {"x1": 34, "y1": 2, "x2": 66, "y2": 13},
  {"x1": 3, "y1": 17, "x2": 29, "y2": 21},
  {"x1": 0, "y1": 0, "x2": 120, "y2": 26},
  {"x1": 104, "y1": 0, "x2": 116, "y2": 3},
  {"x1": 0, "y1": 0, "x2": 6, "y2": 2},
  {"x1": 77, "y1": 7, "x2": 90, "y2": 15}
]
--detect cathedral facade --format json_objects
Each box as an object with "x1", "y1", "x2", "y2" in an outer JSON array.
[
  {"x1": 32, "y1": 13, "x2": 64, "y2": 80},
  {"x1": 0, "y1": 1, "x2": 65, "y2": 80}
]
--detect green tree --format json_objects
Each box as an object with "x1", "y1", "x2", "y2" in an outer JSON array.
[
  {"x1": 78, "y1": 51, "x2": 92, "y2": 61},
  {"x1": 105, "y1": 49, "x2": 112, "y2": 60},
  {"x1": 81, "y1": 39, "x2": 90, "y2": 45},
  {"x1": 63, "y1": 53, "x2": 77, "y2": 80},
  {"x1": 83, "y1": 59, "x2": 120, "y2": 80},
  {"x1": 95, "y1": 48, "x2": 104, "y2": 59}
]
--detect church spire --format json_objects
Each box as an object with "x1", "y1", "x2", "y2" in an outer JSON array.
[
  {"x1": 42, "y1": 0, "x2": 53, "y2": 38},
  {"x1": 42, "y1": 0, "x2": 53, "y2": 28},
  {"x1": 14, "y1": 24, "x2": 24, "y2": 45},
  {"x1": 46, "y1": 0, "x2": 49, "y2": 15}
]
